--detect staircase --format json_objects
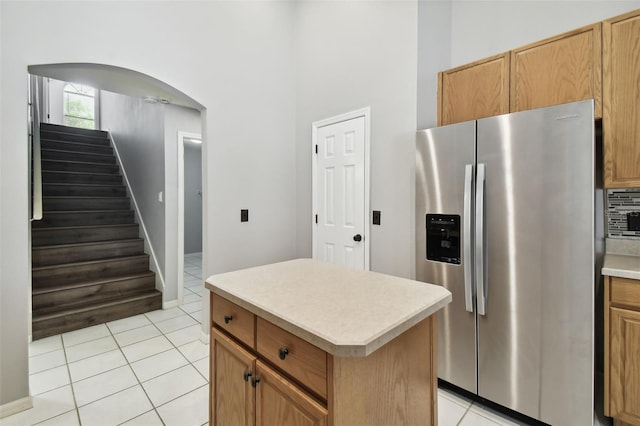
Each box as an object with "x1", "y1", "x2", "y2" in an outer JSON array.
[{"x1": 31, "y1": 123, "x2": 162, "y2": 340}]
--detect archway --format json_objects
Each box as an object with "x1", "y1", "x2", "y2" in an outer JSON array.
[{"x1": 28, "y1": 63, "x2": 207, "y2": 337}]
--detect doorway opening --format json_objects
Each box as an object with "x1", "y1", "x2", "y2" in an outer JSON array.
[{"x1": 178, "y1": 131, "x2": 203, "y2": 308}]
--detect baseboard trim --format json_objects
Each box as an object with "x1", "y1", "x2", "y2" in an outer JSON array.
[
  {"x1": 200, "y1": 329, "x2": 210, "y2": 345},
  {"x1": 0, "y1": 396, "x2": 33, "y2": 419},
  {"x1": 163, "y1": 300, "x2": 179, "y2": 310}
]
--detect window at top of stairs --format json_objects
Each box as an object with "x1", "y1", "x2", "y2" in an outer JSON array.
[{"x1": 64, "y1": 83, "x2": 96, "y2": 130}]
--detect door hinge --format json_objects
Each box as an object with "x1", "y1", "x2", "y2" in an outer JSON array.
[
  {"x1": 315, "y1": 214, "x2": 318, "y2": 224},
  {"x1": 315, "y1": 145, "x2": 318, "y2": 154}
]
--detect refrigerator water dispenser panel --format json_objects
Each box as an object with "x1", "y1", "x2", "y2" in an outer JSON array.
[{"x1": 426, "y1": 214, "x2": 461, "y2": 264}]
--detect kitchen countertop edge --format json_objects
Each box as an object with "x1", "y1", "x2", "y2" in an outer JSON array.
[{"x1": 602, "y1": 253, "x2": 640, "y2": 280}]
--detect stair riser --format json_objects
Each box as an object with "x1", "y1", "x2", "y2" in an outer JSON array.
[
  {"x1": 32, "y1": 211, "x2": 134, "y2": 228},
  {"x1": 42, "y1": 171, "x2": 122, "y2": 185},
  {"x1": 43, "y1": 185, "x2": 126, "y2": 197},
  {"x1": 32, "y1": 293, "x2": 162, "y2": 340},
  {"x1": 43, "y1": 198, "x2": 130, "y2": 211},
  {"x1": 32, "y1": 239, "x2": 144, "y2": 267},
  {"x1": 41, "y1": 140, "x2": 113, "y2": 155},
  {"x1": 33, "y1": 256, "x2": 150, "y2": 288},
  {"x1": 33, "y1": 275, "x2": 156, "y2": 311},
  {"x1": 40, "y1": 131, "x2": 110, "y2": 146},
  {"x1": 33, "y1": 225, "x2": 139, "y2": 246},
  {"x1": 41, "y1": 124, "x2": 109, "y2": 138},
  {"x1": 42, "y1": 150, "x2": 116, "y2": 165},
  {"x1": 42, "y1": 160, "x2": 119, "y2": 174}
]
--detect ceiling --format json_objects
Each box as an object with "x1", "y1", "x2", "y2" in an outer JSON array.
[{"x1": 28, "y1": 63, "x2": 204, "y2": 111}]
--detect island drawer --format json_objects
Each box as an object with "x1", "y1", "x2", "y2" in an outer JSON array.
[
  {"x1": 211, "y1": 293, "x2": 256, "y2": 349},
  {"x1": 256, "y1": 317, "x2": 327, "y2": 400},
  {"x1": 610, "y1": 277, "x2": 640, "y2": 310}
]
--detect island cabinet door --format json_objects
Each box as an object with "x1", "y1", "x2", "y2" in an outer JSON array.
[
  {"x1": 255, "y1": 360, "x2": 328, "y2": 426},
  {"x1": 211, "y1": 328, "x2": 256, "y2": 426}
]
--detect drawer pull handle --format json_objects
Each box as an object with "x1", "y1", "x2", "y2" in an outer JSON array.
[
  {"x1": 251, "y1": 377, "x2": 261, "y2": 388},
  {"x1": 243, "y1": 371, "x2": 252, "y2": 382},
  {"x1": 278, "y1": 348, "x2": 289, "y2": 360},
  {"x1": 224, "y1": 315, "x2": 233, "y2": 324}
]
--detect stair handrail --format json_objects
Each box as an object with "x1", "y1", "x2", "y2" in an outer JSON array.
[{"x1": 29, "y1": 75, "x2": 43, "y2": 221}]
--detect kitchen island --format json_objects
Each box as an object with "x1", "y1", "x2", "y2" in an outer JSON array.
[{"x1": 205, "y1": 258, "x2": 451, "y2": 426}]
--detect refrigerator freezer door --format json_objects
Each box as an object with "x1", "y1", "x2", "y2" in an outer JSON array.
[
  {"x1": 416, "y1": 121, "x2": 477, "y2": 393},
  {"x1": 476, "y1": 100, "x2": 594, "y2": 425}
]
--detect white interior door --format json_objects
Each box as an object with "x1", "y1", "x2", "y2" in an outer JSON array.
[{"x1": 313, "y1": 111, "x2": 369, "y2": 270}]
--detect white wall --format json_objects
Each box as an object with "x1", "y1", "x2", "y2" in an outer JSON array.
[
  {"x1": 184, "y1": 144, "x2": 203, "y2": 254},
  {"x1": 163, "y1": 104, "x2": 202, "y2": 303},
  {"x1": 0, "y1": 0, "x2": 297, "y2": 405},
  {"x1": 100, "y1": 90, "x2": 166, "y2": 291},
  {"x1": 450, "y1": 1, "x2": 640, "y2": 67},
  {"x1": 295, "y1": 1, "x2": 418, "y2": 279},
  {"x1": 417, "y1": 0, "x2": 452, "y2": 130}
]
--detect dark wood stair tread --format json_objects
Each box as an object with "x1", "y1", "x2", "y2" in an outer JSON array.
[
  {"x1": 43, "y1": 183, "x2": 124, "y2": 188},
  {"x1": 42, "y1": 159, "x2": 119, "y2": 167},
  {"x1": 44, "y1": 170, "x2": 121, "y2": 177},
  {"x1": 33, "y1": 223, "x2": 137, "y2": 231},
  {"x1": 32, "y1": 290, "x2": 161, "y2": 321},
  {"x1": 32, "y1": 271, "x2": 155, "y2": 296},
  {"x1": 32, "y1": 236, "x2": 143, "y2": 250},
  {"x1": 32, "y1": 253, "x2": 149, "y2": 272}
]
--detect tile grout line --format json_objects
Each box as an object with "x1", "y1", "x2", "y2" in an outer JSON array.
[{"x1": 62, "y1": 334, "x2": 82, "y2": 425}]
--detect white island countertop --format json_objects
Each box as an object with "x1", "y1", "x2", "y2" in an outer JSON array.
[{"x1": 205, "y1": 258, "x2": 451, "y2": 357}]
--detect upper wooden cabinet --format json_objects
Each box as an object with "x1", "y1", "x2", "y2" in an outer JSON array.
[
  {"x1": 603, "y1": 9, "x2": 640, "y2": 188},
  {"x1": 510, "y1": 23, "x2": 602, "y2": 118},
  {"x1": 437, "y1": 53, "x2": 510, "y2": 126}
]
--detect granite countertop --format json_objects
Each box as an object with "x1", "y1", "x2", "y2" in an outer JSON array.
[
  {"x1": 602, "y1": 254, "x2": 640, "y2": 280},
  {"x1": 205, "y1": 258, "x2": 452, "y2": 357}
]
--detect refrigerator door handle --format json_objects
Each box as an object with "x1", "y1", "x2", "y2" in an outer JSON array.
[
  {"x1": 463, "y1": 164, "x2": 474, "y2": 313},
  {"x1": 476, "y1": 163, "x2": 487, "y2": 316}
]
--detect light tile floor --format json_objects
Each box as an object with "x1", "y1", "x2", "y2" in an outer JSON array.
[
  {"x1": 2, "y1": 253, "x2": 207, "y2": 426},
  {"x1": 438, "y1": 387, "x2": 530, "y2": 426},
  {"x1": 2, "y1": 251, "x2": 596, "y2": 425}
]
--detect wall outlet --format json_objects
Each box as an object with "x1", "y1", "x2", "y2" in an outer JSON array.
[
  {"x1": 628, "y1": 212, "x2": 640, "y2": 231},
  {"x1": 241, "y1": 209, "x2": 249, "y2": 222}
]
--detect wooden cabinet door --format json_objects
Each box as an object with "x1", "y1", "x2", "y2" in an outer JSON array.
[
  {"x1": 211, "y1": 328, "x2": 256, "y2": 426},
  {"x1": 255, "y1": 360, "x2": 328, "y2": 426},
  {"x1": 510, "y1": 23, "x2": 602, "y2": 118},
  {"x1": 603, "y1": 9, "x2": 640, "y2": 188},
  {"x1": 438, "y1": 53, "x2": 510, "y2": 126},
  {"x1": 609, "y1": 307, "x2": 640, "y2": 424}
]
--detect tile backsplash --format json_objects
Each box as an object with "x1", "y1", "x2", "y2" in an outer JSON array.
[{"x1": 607, "y1": 189, "x2": 640, "y2": 238}]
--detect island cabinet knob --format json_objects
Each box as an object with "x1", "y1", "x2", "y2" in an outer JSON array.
[
  {"x1": 278, "y1": 347, "x2": 289, "y2": 360},
  {"x1": 224, "y1": 315, "x2": 233, "y2": 324},
  {"x1": 251, "y1": 377, "x2": 261, "y2": 388},
  {"x1": 243, "y1": 371, "x2": 252, "y2": 382}
]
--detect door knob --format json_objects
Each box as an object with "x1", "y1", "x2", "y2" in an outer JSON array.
[{"x1": 353, "y1": 234, "x2": 362, "y2": 242}]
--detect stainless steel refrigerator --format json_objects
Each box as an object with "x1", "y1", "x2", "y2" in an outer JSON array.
[{"x1": 416, "y1": 100, "x2": 596, "y2": 425}]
